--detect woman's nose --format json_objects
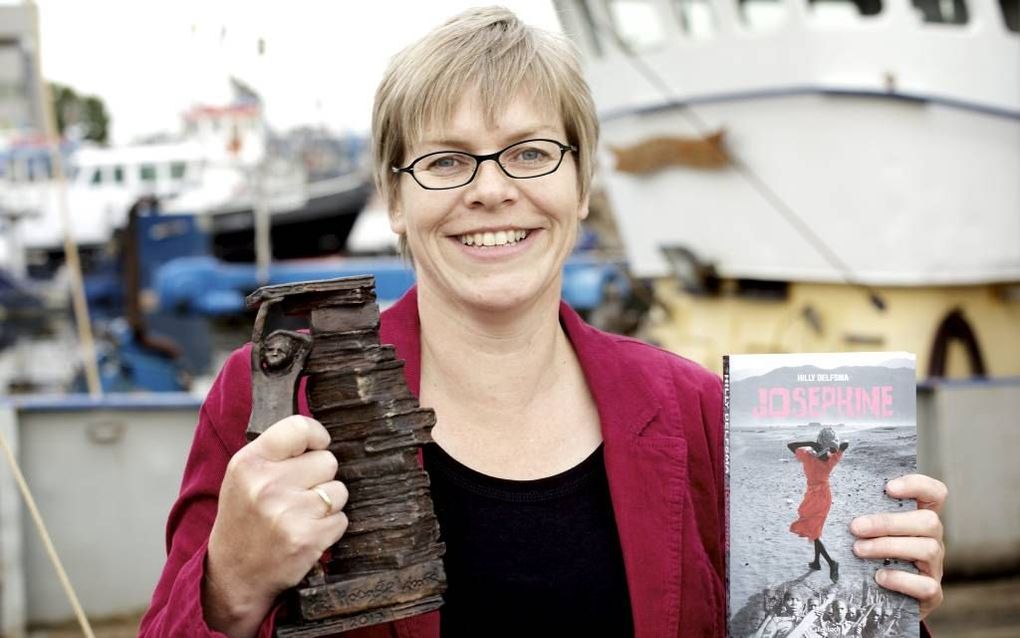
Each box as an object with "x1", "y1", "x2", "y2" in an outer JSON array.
[{"x1": 465, "y1": 158, "x2": 517, "y2": 208}]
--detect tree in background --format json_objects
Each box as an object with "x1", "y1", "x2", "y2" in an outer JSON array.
[{"x1": 50, "y1": 82, "x2": 110, "y2": 144}]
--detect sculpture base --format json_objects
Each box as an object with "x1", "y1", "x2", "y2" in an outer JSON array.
[{"x1": 275, "y1": 595, "x2": 444, "y2": 638}]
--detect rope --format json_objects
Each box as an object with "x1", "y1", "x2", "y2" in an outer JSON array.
[{"x1": 0, "y1": 429, "x2": 95, "y2": 637}]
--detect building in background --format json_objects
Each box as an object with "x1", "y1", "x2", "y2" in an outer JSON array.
[{"x1": 0, "y1": 3, "x2": 44, "y2": 139}]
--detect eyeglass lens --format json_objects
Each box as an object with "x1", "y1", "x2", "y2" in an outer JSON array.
[{"x1": 413, "y1": 139, "x2": 565, "y2": 189}]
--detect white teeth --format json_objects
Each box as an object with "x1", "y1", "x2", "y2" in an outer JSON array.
[{"x1": 458, "y1": 229, "x2": 529, "y2": 247}]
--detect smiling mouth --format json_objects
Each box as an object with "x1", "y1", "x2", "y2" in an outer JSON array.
[{"x1": 457, "y1": 229, "x2": 529, "y2": 247}]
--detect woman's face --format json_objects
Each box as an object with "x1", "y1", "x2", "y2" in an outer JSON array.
[{"x1": 390, "y1": 90, "x2": 588, "y2": 314}]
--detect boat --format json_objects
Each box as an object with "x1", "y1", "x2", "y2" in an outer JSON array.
[
  {"x1": 0, "y1": 93, "x2": 372, "y2": 279},
  {"x1": 554, "y1": 0, "x2": 1020, "y2": 578}
]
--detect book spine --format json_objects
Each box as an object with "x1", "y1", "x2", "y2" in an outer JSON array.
[{"x1": 722, "y1": 355, "x2": 732, "y2": 631}]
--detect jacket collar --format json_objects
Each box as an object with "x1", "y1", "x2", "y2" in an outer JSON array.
[
  {"x1": 381, "y1": 287, "x2": 683, "y2": 637},
  {"x1": 380, "y1": 285, "x2": 662, "y2": 432},
  {"x1": 379, "y1": 288, "x2": 423, "y2": 396}
]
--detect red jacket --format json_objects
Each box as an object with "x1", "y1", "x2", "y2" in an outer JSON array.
[{"x1": 140, "y1": 287, "x2": 728, "y2": 637}]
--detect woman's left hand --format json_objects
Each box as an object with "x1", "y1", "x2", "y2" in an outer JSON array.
[{"x1": 850, "y1": 474, "x2": 948, "y2": 620}]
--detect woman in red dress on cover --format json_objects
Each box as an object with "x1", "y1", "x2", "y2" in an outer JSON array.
[{"x1": 788, "y1": 425, "x2": 849, "y2": 583}]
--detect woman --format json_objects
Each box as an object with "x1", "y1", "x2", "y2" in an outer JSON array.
[
  {"x1": 140, "y1": 7, "x2": 946, "y2": 637},
  {"x1": 788, "y1": 426, "x2": 850, "y2": 584}
]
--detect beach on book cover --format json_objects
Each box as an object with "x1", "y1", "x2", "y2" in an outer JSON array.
[{"x1": 725, "y1": 352, "x2": 919, "y2": 638}]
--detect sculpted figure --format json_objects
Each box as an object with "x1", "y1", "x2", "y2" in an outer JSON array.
[{"x1": 246, "y1": 300, "x2": 313, "y2": 439}]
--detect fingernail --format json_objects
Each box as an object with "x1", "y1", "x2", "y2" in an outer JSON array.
[
  {"x1": 851, "y1": 517, "x2": 871, "y2": 535},
  {"x1": 854, "y1": 541, "x2": 871, "y2": 555},
  {"x1": 887, "y1": 478, "x2": 904, "y2": 493},
  {"x1": 875, "y1": 569, "x2": 888, "y2": 585}
]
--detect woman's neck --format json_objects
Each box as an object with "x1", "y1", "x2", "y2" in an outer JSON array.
[
  {"x1": 416, "y1": 283, "x2": 570, "y2": 418},
  {"x1": 414, "y1": 283, "x2": 603, "y2": 478}
]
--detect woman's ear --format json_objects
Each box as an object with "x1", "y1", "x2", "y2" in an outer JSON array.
[
  {"x1": 577, "y1": 192, "x2": 590, "y2": 221},
  {"x1": 388, "y1": 200, "x2": 407, "y2": 235}
]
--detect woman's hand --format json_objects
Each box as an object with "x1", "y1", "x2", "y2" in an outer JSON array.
[
  {"x1": 203, "y1": 416, "x2": 349, "y2": 637},
  {"x1": 850, "y1": 474, "x2": 948, "y2": 620}
]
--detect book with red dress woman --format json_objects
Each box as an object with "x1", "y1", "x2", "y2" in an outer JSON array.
[{"x1": 724, "y1": 352, "x2": 919, "y2": 638}]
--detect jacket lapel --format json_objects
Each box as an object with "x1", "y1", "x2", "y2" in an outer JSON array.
[{"x1": 561, "y1": 304, "x2": 688, "y2": 638}]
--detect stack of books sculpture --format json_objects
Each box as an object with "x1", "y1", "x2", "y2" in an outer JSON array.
[{"x1": 245, "y1": 275, "x2": 446, "y2": 636}]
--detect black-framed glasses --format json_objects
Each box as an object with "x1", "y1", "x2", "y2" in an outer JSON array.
[{"x1": 392, "y1": 138, "x2": 578, "y2": 190}]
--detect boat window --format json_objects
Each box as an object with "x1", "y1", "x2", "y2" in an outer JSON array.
[
  {"x1": 140, "y1": 164, "x2": 158, "y2": 182},
  {"x1": 738, "y1": 0, "x2": 789, "y2": 30},
  {"x1": 605, "y1": 0, "x2": 668, "y2": 52},
  {"x1": 171, "y1": 161, "x2": 187, "y2": 180},
  {"x1": 911, "y1": 0, "x2": 969, "y2": 24},
  {"x1": 113, "y1": 165, "x2": 124, "y2": 183},
  {"x1": 1001, "y1": 0, "x2": 1019, "y2": 31},
  {"x1": 672, "y1": 0, "x2": 716, "y2": 37},
  {"x1": 28, "y1": 157, "x2": 52, "y2": 182},
  {"x1": 90, "y1": 168, "x2": 103, "y2": 185},
  {"x1": 809, "y1": 0, "x2": 882, "y2": 23}
]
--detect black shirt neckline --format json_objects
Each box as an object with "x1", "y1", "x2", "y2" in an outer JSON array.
[{"x1": 422, "y1": 442, "x2": 605, "y2": 503}]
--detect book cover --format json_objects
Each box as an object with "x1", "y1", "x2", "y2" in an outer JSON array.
[{"x1": 724, "y1": 352, "x2": 920, "y2": 638}]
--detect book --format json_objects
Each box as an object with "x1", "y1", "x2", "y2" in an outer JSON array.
[{"x1": 724, "y1": 352, "x2": 920, "y2": 638}]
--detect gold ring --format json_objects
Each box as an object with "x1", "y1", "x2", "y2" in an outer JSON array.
[{"x1": 312, "y1": 486, "x2": 333, "y2": 516}]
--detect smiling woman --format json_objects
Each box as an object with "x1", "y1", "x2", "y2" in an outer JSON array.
[{"x1": 140, "y1": 6, "x2": 945, "y2": 638}]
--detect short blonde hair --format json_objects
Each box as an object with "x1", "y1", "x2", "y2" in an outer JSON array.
[{"x1": 371, "y1": 6, "x2": 599, "y2": 258}]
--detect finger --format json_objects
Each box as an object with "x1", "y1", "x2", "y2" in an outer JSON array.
[
  {"x1": 874, "y1": 568, "x2": 943, "y2": 609},
  {"x1": 885, "y1": 474, "x2": 948, "y2": 513},
  {"x1": 314, "y1": 510, "x2": 349, "y2": 548},
  {"x1": 275, "y1": 450, "x2": 339, "y2": 489},
  {"x1": 307, "y1": 481, "x2": 349, "y2": 518},
  {"x1": 851, "y1": 508, "x2": 943, "y2": 540},
  {"x1": 853, "y1": 536, "x2": 944, "y2": 575},
  {"x1": 253, "y1": 416, "x2": 329, "y2": 461}
]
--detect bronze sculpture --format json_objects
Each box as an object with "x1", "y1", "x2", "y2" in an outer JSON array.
[{"x1": 246, "y1": 275, "x2": 445, "y2": 636}]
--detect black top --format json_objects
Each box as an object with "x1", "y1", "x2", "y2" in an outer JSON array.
[{"x1": 422, "y1": 442, "x2": 634, "y2": 637}]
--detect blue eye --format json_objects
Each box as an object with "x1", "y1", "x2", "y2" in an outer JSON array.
[
  {"x1": 422, "y1": 154, "x2": 470, "y2": 174},
  {"x1": 504, "y1": 142, "x2": 556, "y2": 167},
  {"x1": 517, "y1": 147, "x2": 550, "y2": 162}
]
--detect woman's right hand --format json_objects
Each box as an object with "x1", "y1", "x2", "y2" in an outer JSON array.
[{"x1": 202, "y1": 416, "x2": 349, "y2": 637}]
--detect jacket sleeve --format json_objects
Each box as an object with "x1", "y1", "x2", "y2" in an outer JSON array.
[{"x1": 139, "y1": 346, "x2": 278, "y2": 637}]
